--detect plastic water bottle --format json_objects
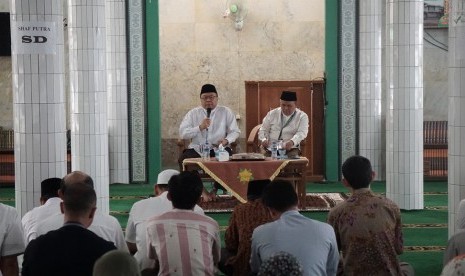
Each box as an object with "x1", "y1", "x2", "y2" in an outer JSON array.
[
  {"x1": 203, "y1": 142, "x2": 211, "y2": 161},
  {"x1": 271, "y1": 141, "x2": 278, "y2": 160},
  {"x1": 217, "y1": 144, "x2": 229, "y2": 161}
]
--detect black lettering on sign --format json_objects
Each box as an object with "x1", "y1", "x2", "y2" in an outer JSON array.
[
  {"x1": 21, "y1": 35, "x2": 47, "y2": 43},
  {"x1": 22, "y1": 35, "x2": 32, "y2": 43}
]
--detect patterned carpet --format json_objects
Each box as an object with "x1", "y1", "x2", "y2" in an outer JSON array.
[{"x1": 198, "y1": 193, "x2": 348, "y2": 212}]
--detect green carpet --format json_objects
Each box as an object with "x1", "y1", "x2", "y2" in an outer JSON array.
[{"x1": 0, "y1": 181, "x2": 449, "y2": 275}]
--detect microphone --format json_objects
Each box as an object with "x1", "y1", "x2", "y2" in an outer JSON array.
[{"x1": 205, "y1": 108, "x2": 212, "y2": 146}]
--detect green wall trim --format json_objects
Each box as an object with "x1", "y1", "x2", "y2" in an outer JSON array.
[
  {"x1": 325, "y1": 0, "x2": 340, "y2": 181},
  {"x1": 145, "y1": 0, "x2": 161, "y2": 184}
]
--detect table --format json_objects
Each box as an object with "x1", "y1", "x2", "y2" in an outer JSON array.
[{"x1": 182, "y1": 157, "x2": 308, "y2": 207}]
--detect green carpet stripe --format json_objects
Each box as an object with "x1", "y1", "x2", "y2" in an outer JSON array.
[
  {"x1": 110, "y1": 196, "x2": 150, "y2": 200},
  {"x1": 401, "y1": 251, "x2": 444, "y2": 276},
  {"x1": 403, "y1": 224, "x2": 447, "y2": 228},
  {"x1": 404, "y1": 246, "x2": 445, "y2": 252},
  {"x1": 401, "y1": 209, "x2": 448, "y2": 224},
  {"x1": 425, "y1": 194, "x2": 448, "y2": 207},
  {"x1": 0, "y1": 197, "x2": 13, "y2": 201},
  {"x1": 403, "y1": 228, "x2": 448, "y2": 247}
]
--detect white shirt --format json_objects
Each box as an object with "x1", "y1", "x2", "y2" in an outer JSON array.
[
  {"x1": 179, "y1": 105, "x2": 240, "y2": 154},
  {"x1": 258, "y1": 107, "x2": 309, "y2": 147},
  {"x1": 125, "y1": 191, "x2": 204, "y2": 270},
  {"x1": 0, "y1": 203, "x2": 25, "y2": 273},
  {"x1": 34, "y1": 210, "x2": 128, "y2": 252},
  {"x1": 22, "y1": 197, "x2": 62, "y2": 244}
]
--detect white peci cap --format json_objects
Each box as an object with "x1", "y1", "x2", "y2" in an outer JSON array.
[{"x1": 157, "y1": 169, "x2": 180, "y2": 185}]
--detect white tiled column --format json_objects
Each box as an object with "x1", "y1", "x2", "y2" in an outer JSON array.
[
  {"x1": 385, "y1": 0, "x2": 424, "y2": 210},
  {"x1": 10, "y1": 0, "x2": 67, "y2": 216},
  {"x1": 359, "y1": 0, "x2": 384, "y2": 180},
  {"x1": 448, "y1": 1, "x2": 465, "y2": 236},
  {"x1": 106, "y1": 0, "x2": 129, "y2": 184},
  {"x1": 68, "y1": 0, "x2": 109, "y2": 213}
]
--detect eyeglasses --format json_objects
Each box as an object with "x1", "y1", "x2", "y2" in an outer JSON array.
[{"x1": 200, "y1": 95, "x2": 218, "y2": 100}]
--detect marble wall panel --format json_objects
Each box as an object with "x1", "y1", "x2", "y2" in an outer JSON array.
[{"x1": 159, "y1": 0, "x2": 327, "y2": 153}]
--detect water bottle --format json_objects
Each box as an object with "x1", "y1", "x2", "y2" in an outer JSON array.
[
  {"x1": 203, "y1": 142, "x2": 211, "y2": 161},
  {"x1": 271, "y1": 141, "x2": 278, "y2": 160}
]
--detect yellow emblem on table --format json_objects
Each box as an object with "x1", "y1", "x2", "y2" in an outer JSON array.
[{"x1": 237, "y1": 168, "x2": 253, "y2": 183}]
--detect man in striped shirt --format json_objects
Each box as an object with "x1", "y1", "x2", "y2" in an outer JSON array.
[{"x1": 146, "y1": 171, "x2": 221, "y2": 275}]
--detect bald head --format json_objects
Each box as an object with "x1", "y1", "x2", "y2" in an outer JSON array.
[
  {"x1": 62, "y1": 171, "x2": 94, "y2": 190},
  {"x1": 60, "y1": 171, "x2": 97, "y2": 226}
]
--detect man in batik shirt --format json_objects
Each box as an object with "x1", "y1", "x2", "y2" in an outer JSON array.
[
  {"x1": 220, "y1": 179, "x2": 273, "y2": 276},
  {"x1": 327, "y1": 155, "x2": 414, "y2": 276}
]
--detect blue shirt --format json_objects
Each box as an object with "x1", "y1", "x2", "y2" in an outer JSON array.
[{"x1": 250, "y1": 210, "x2": 339, "y2": 276}]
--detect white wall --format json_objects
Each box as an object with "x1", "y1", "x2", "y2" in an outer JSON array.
[{"x1": 159, "y1": 0, "x2": 326, "y2": 140}]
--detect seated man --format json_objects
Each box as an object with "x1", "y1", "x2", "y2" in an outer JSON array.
[
  {"x1": 146, "y1": 171, "x2": 221, "y2": 275},
  {"x1": 22, "y1": 172, "x2": 116, "y2": 275},
  {"x1": 219, "y1": 179, "x2": 273, "y2": 276},
  {"x1": 178, "y1": 83, "x2": 240, "y2": 199},
  {"x1": 93, "y1": 250, "x2": 140, "y2": 276},
  {"x1": 34, "y1": 171, "x2": 128, "y2": 251},
  {"x1": 22, "y1": 177, "x2": 62, "y2": 244},
  {"x1": 327, "y1": 155, "x2": 414, "y2": 276},
  {"x1": 442, "y1": 254, "x2": 465, "y2": 275},
  {"x1": 0, "y1": 200, "x2": 25, "y2": 276},
  {"x1": 125, "y1": 169, "x2": 204, "y2": 272},
  {"x1": 443, "y1": 199, "x2": 465, "y2": 265},
  {"x1": 250, "y1": 180, "x2": 339, "y2": 276},
  {"x1": 258, "y1": 91, "x2": 308, "y2": 158}
]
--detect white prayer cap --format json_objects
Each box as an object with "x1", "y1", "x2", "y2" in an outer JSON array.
[{"x1": 157, "y1": 169, "x2": 180, "y2": 184}]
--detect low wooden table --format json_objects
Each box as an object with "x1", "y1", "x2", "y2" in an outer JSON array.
[{"x1": 182, "y1": 157, "x2": 308, "y2": 207}]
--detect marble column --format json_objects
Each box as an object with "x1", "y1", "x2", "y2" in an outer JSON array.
[
  {"x1": 68, "y1": 0, "x2": 109, "y2": 213},
  {"x1": 385, "y1": 0, "x2": 424, "y2": 210},
  {"x1": 448, "y1": 0, "x2": 465, "y2": 236},
  {"x1": 359, "y1": 0, "x2": 384, "y2": 180},
  {"x1": 10, "y1": 0, "x2": 67, "y2": 216},
  {"x1": 106, "y1": 0, "x2": 129, "y2": 184}
]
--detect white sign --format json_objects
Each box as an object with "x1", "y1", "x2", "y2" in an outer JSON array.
[{"x1": 10, "y1": 21, "x2": 56, "y2": 54}]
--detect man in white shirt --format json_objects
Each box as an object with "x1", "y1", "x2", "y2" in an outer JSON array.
[
  {"x1": 22, "y1": 178, "x2": 62, "y2": 244},
  {"x1": 33, "y1": 171, "x2": 128, "y2": 252},
  {"x1": 258, "y1": 91, "x2": 309, "y2": 158},
  {"x1": 178, "y1": 83, "x2": 240, "y2": 161},
  {"x1": 125, "y1": 169, "x2": 204, "y2": 272},
  {"x1": 178, "y1": 83, "x2": 241, "y2": 199},
  {"x1": 0, "y1": 203, "x2": 25, "y2": 276}
]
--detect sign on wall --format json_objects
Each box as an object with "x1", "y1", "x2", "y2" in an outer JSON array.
[{"x1": 10, "y1": 21, "x2": 56, "y2": 54}]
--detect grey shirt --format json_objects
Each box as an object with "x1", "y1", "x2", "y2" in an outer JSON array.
[{"x1": 250, "y1": 210, "x2": 339, "y2": 276}]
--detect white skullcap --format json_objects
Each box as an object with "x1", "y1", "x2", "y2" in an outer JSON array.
[{"x1": 157, "y1": 169, "x2": 180, "y2": 184}]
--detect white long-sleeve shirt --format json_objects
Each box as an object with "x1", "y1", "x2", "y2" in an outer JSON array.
[
  {"x1": 179, "y1": 105, "x2": 240, "y2": 153},
  {"x1": 34, "y1": 210, "x2": 128, "y2": 252},
  {"x1": 258, "y1": 107, "x2": 309, "y2": 147},
  {"x1": 22, "y1": 197, "x2": 62, "y2": 244}
]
